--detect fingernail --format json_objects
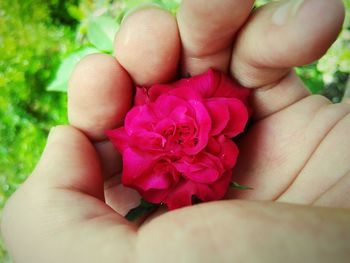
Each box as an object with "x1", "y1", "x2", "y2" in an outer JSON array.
[{"x1": 272, "y1": 0, "x2": 305, "y2": 26}]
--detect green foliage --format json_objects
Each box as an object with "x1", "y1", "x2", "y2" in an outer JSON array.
[
  {"x1": 125, "y1": 199, "x2": 159, "y2": 221},
  {"x1": 0, "y1": 0, "x2": 75, "y2": 205},
  {"x1": 0, "y1": 0, "x2": 79, "y2": 259},
  {"x1": 47, "y1": 47, "x2": 100, "y2": 91},
  {"x1": 87, "y1": 15, "x2": 119, "y2": 52},
  {"x1": 317, "y1": 0, "x2": 350, "y2": 84},
  {"x1": 230, "y1": 182, "x2": 254, "y2": 190}
]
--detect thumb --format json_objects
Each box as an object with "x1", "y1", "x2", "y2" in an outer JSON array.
[
  {"x1": 2, "y1": 125, "x2": 135, "y2": 263},
  {"x1": 32, "y1": 125, "x2": 104, "y2": 200}
]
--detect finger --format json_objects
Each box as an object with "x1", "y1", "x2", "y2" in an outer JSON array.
[
  {"x1": 32, "y1": 125, "x2": 134, "y2": 222},
  {"x1": 313, "y1": 171, "x2": 350, "y2": 209},
  {"x1": 32, "y1": 125, "x2": 105, "y2": 199},
  {"x1": 36, "y1": 125, "x2": 140, "y2": 220},
  {"x1": 139, "y1": 200, "x2": 350, "y2": 262},
  {"x1": 231, "y1": 0, "x2": 345, "y2": 88},
  {"x1": 278, "y1": 107, "x2": 350, "y2": 205},
  {"x1": 95, "y1": 141, "x2": 122, "y2": 179},
  {"x1": 177, "y1": 0, "x2": 254, "y2": 76},
  {"x1": 227, "y1": 95, "x2": 332, "y2": 201},
  {"x1": 68, "y1": 53, "x2": 133, "y2": 141},
  {"x1": 114, "y1": 6, "x2": 180, "y2": 85},
  {"x1": 250, "y1": 70, "x2": 310, "y2": 120}
]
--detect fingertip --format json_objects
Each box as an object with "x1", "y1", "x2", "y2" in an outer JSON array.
[
  {"x1": 231, "y1": 0, "x2": 345, "y2": 87},
  {"x1": 177, "y1": 0, "x2": 255, "y2": 76},
  {"x1": 114, "y1": 7, "x2": 180, "y2": 85},
  {"x1": 269, "y1": 0, "x2": 344, "y2": 66},
  {"x1": 47, "y1": 125, "x2": 81, "y2": 142},
  {"x1": 286, "y1": 0, "x2": 345, "y2": 64},
  {"x1": 68, "y1": 53, "x2": 133, "y2": 141},
  {"x1": 35, "y1": 125, "x2": 104, "y2": 198}
]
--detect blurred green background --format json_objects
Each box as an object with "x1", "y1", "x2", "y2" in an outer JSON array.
[{"x1": 0, "y1": 0, "x2": 349, "y2": 261}]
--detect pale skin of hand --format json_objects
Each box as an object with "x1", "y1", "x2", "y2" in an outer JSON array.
[{"x1": 2, "y1": 0, "x2": 350, "y2": 262}]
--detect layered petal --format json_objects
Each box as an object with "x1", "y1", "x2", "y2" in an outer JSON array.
[
  {"x1": 207, "y1": 171, "x2": 232, "y2": 201},
  {"x1": 135, "y1": 86, "x2": 150, "y2": 106},
  {"x1": 135, "y1": 159, "x2": 180, "y2": 191},
  {"x1": 106, "y1": 127, "x2": 129, "y2": 154},
  {"x1": 205, "y1": 99, "x2": 230, "y2": 136},
  {"x1": 107, "y1": 69, "x2": 251, "y2": 211},
  {"x1": 185, "y1": 100, "x2": 211, "y2": 154},
  {"x1": 175, "y1": 153, "x2": 223, "y2": 184},
  {"x1": 218, "y1": 136, "x2": 239, "y2": 170},
  {"x1": 222, "y1": 98, "x2": 249, "y2": 137},
  {"x1": 124, "y1": 105, "x2": 156, "y2": 134},
  {"x1": 213, "y1": 71, "x2": 251, "y2": 105},
  {"x1": 122, "y1": 148, "x2": 157, "y2": 186},
  {"x1": 141, "y1": 188, "x2": 170, "y2": 204},
  {"x1": 130, "y1": 131, "x2": 165, "y2": 151},
  {"x1": 163, "y1": 180, "x2": 197, "y2": 210}
]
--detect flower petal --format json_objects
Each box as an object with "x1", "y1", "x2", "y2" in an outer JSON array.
[
  {"x1": 135, "y1": 160, "x2": 179, "y2": 191},
  {"x1": 130, "y1": 131, "x2": 165, "y2": 151},
  {"x1": 141, "y1": 188, "x2": 170, "y2": 204},
  {"x1": 184, "y1": 100, "x2": 212, "y2": 155},
  {"x1": 135, "y1": 86, "x2": 150, "y2": 105},
  {"x1": 136, "y1": 170, "x2": 172, "y2": 191},
  {"x1": 205, "y1": 99, "x2": 230, "y2": 136},
  {"x1": 184, "y1": 172, "x2": 232, "y2": 205},
  {"x1": 222, "y1": 98, "x2": 249, "y2": 137},
  {"x1": 175, "y1": 153, "x2": 223, "y2": 184},
  {"x1": 184, "y1": 69, "x2": 217, "y2": 98},
  {"x1": 106, "y1": 127, "x2": 129, "y2": 154},
  {"x1": 147, "y1": 84, "x2": 173, "y2": 102},
  {"x1": 164, "y1": 175, "x2": 230, "y2": 210},
  {"x1": 125, "y1": 105, "x2": 156, "y2": 135},
  {"x1": 216, "y1": 136, "x2": 239, "y2": 170},
  {"x1": 213, "y1": 71, "x2": 251, "y2": 105},
  {"x1": 148, "y1": 69, "x2": 216, "y2": 101},
  {"x1": 209, "y1": 171, "x2": 232, "y2": 200},
  {"x1": 122, "y1": 148, "x2": 157, "y2": 186},
  {"x1": 154, "y1": 94, "x2": 192, "y2": 119},
  {"x1": 164, "y1": 180, "x2": 196, "y2": 210}
]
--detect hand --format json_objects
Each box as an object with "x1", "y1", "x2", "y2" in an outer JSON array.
[{"x1": 2, "y1": 1, "x2": 350, "y2": 262}]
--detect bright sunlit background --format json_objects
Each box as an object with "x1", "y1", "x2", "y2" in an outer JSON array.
[{"x1": 0, "y1": 0, "x2": 349, "y2": 261}]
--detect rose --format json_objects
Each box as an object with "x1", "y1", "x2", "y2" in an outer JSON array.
[{"x1": 107, "y1": 69, "x2": 250, "y2": 210}]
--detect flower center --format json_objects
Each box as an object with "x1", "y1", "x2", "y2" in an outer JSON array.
[{"x1": 161, "y1": 122, "x2": 198, "y2": 150}]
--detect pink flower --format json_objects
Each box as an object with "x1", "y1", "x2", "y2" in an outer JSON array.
[{"x1": 107, "y1": 69, "x2": 250, "y2": 210}]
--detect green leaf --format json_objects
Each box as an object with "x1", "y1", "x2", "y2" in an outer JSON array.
[
  {"x1": 87, "y1": 15, "x2": 119, "y2": 52},
  {"x1": 230, "y1": 182, "x2": 253, "y2": 190},
  {"x1": 125, "y1": 0, "x2": 163, "y2": 10},
  {"x1": 161, "y1": 0, "x2": 181, "y2": 12},
  {"x1": 47, "y1": 47, "x2": 99, "y2": 92},
  {"x1": 125, "y1": 199, "x2": 159, "y2": 222},
  {"x1": 191, "y1": 195, "x2": 202, "y2": 205},
  {"x1": 67, "y1": 5, "x2": 84, "y2": 21}
]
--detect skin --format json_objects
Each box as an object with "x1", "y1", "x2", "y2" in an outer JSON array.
[{"x1": 2, "y1": 0, "x2": 350, "y2": 262}]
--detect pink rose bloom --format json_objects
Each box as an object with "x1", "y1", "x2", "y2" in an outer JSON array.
[{"x1": 107, "y1": 69, "x2": 250, "y2": 210}]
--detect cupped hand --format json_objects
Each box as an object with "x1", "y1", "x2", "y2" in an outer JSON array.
[{"x1": 2, "y1": 1, "x2": 350, "y2": 262}]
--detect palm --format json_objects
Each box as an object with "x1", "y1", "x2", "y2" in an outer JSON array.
[
  {"x1": 229, "y1": 89, "x2": 350, "y2": 206},
  {"x1": 3, "y1": 1, "x2": 350, "y2": 262}
]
